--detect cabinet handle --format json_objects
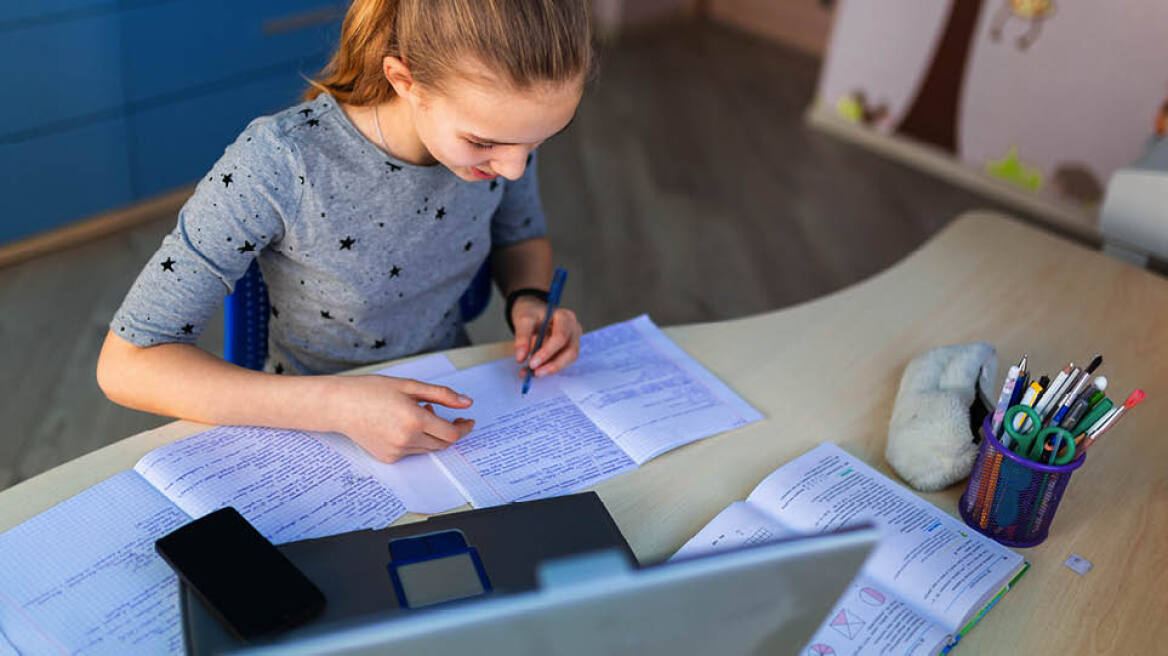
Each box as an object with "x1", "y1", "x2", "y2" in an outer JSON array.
[{"x1": 262, "y1": 4, "x2": 342, "y2": 35}]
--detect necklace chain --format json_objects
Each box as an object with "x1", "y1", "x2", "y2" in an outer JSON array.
[{"x1": 373, "y1": 104, "x2": 391, "y2": 153}]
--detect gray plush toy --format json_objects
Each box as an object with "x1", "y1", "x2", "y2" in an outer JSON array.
[{"x1": 886, "y1": 343, "x2": 998, "y2": 492}]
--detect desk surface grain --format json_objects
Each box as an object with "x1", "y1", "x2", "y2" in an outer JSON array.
[{"x1": 1, "y1": 211, "x2": 1164, "y2": 654}]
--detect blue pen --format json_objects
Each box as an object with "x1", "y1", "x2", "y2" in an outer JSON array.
[{"x1": 521, "y1": 267, "x2": 568, "y2": 395}]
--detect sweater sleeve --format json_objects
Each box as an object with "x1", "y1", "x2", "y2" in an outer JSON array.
[
  {"x1": 490, "y1": 149, "x2": 548, "y2": 249},
  {"x1": 109, "y1": 118, "x2": 304, "y2": 346}
]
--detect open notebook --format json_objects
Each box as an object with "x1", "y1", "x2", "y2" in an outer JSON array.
[
  {"x1": 0, "y1": 315, "x2": 760, "y2": 655},
  {"x1": 673, "y1": 443, "x2": 1027, "y2": 656}
]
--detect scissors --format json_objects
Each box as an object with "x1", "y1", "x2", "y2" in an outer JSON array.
[{"x1": 1002, "y1": 405, "x2": 1076, "y2": 465}]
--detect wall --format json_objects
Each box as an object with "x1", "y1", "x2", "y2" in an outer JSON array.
[{"x1": 813, "y1": 0, "x2": 1168, "y2": 224}]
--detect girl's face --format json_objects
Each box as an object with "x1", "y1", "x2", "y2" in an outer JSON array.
[{"x1": 388, "y1": 58, "x2": 583, "y2": 183}]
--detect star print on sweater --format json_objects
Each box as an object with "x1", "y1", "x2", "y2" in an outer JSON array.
[{"x1": 110, "y1": 92, "x2": 547, "y2": 374}]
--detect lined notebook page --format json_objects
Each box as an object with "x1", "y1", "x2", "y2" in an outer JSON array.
[
  {"x1": 0, "y1": 471, "x2": 187, "y2": 655},
  {"x1": 557, "y1": 315, "x2": 763, "y2": 463},
  {"x1": 430, "y1": 358, "x2": 636, "y2": 507},
  {"x1": 134, "y1": 425, "x2": 408, "y2": 544}
]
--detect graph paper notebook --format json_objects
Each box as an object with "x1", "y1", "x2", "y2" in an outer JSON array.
[{"x1": 673, "y1": 443, "x2": 1027, "y2": 656}]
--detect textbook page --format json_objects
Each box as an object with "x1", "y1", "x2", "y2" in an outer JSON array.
[
  {"x1": 671, "y1": 501, "x2": 798, "y2": 560},
  {"x1": 429, "y1": 358, "x2": 637, "y2": 507},
  {"x1": 672, "y1": 502, "x2": 951, "y2": 655},
  {"x1": 0, "y1": 471, "x2": 187, "y2": 655},
  {"x1": 555, "y1": 315, "x2": 764, "y2": 463},
  {"x1": 802, "y1": 575, "x2": 952, "y2": 656},
  {"x1": 745, "y1": 443, "x2": 1024, "y2": 631}
]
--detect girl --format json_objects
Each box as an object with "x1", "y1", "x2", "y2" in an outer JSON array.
[{"x1": 96, "y1": 0, "x2": 592, "y2": 463}]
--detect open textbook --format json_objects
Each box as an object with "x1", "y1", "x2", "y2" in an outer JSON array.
[
  {"x1": 673, "y1": 443, "x2": 1027, "y2": 656},
  {"x1": 0, "y1": 315, "x2": 760, "y2": 655}
]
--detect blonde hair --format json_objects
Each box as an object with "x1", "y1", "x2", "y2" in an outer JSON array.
[{"x1": 306, "y1": 0, "x2": 595, "y2": 105}]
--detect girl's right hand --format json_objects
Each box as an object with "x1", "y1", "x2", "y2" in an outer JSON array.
[{"x1": 327, "y1": 375, "x2": 475, "y2": 463}]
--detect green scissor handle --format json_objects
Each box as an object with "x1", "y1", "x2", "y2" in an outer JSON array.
[{"x1": 1002, "y1": 405, "x2": 1076, "y2": 465}]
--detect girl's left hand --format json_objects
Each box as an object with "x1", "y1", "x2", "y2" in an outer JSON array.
[{"x1": 511, "y1": 297, "x2": 582, "y2": 378}]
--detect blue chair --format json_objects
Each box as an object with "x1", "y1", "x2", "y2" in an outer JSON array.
[{"x1": 225, "y1": 259, "x2": 493, "y2": 370}]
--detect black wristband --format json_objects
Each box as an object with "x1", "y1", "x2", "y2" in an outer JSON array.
[{"x1": 505, "y1": 288, "x2": 549, "y2": 334}]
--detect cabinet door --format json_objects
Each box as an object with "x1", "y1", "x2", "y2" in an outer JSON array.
[
  {"x1": 0, "y1": 11, "x2": 125, "y2": 137},
  {"x1": 127, "y1": 65, "x2": 319, "y2": 198},
  {"x1": 121, "y1": 0, "x2": 343, "y2": 104},
  {"x1": 0, "y1": 116, "x2": 133, "y2": 244},
  {"x1": 0, "y1": 0, "x2": 113, "y2": 25}
]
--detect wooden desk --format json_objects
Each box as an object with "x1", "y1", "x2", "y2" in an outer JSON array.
[{"x1": 2, "y1": 211, "x2": 1164, "y2": 653}]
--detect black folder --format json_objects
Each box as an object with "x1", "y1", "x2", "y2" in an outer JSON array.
[{"x1": 182, "y1": 492, "x2": 634, "y2": 654}]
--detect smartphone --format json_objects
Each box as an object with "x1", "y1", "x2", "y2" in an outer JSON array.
[{"x1": 155, "y1": 507, "x2": 325, "y2": 641}]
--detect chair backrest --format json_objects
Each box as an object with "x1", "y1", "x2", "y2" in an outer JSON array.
[
  {"x1": 225, "y1": 259, "x2": 493, "y2": 370},
  {"x1": 223, "y1": 260, "x2": 270, "y2": 371}
]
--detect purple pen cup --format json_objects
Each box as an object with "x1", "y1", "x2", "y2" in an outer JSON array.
[{"x1": 959, "y1": 418, "x2": 1085, "y2": 547}]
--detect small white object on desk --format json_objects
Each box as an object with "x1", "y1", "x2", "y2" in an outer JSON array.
[{"x1": 1064, "y1": 553, "x2": 1094, "y2": 576}]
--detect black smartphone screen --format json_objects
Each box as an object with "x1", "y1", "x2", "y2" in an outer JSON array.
[{"x1": 155, "y1": 507, "x2": 325, "y2": 641}]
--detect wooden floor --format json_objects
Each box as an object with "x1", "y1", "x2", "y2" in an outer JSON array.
[{"x1": 0, "y1": 21, "x2": 1029, "y2": 492}]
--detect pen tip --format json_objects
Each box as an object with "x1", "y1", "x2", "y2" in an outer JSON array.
[{"x1": 1086, "y1": 354, "x2": 1103, "y2": 373}]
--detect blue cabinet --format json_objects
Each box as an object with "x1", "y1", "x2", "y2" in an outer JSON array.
[
  {"x1": 0, "y1": 12, "x2": 124, "y2": 137},
  {"x1": 0, "y1": 1, "x2": 342, "y2": 247},
  {"x1": 121, "y1": 0, "x2": 343, "y2": 103},
  {"x1": 0, "y1": 116, "x2": 133, "y2": 243},
  {"x1": 0, "y1": 0, "x2": 115, "y2": 26},
  {"x1": 129, "y1": 64, "x2": 322, "y2": 198}
]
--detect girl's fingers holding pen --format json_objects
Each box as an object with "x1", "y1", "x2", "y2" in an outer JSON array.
[
  {"x1": 512, "y1": 312, "x2": 540, "y2": 362},
  {"x1": 530, "y1": 309, "x2": 579, "y2": 369},
  {"x1": 535, "y1": 339, "x2": 580, "y2": 377}
]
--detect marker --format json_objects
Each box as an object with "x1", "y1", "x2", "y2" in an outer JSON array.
[
  {"x1": 520, "y1": 267, "x2": 568, "y2": 395},
  {"x1": 1071, "y1": 397, "x2": 1113, "y2": 437}
]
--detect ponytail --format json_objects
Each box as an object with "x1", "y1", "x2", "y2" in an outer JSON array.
[
  {"x1": 305, "y1": 0, "x2": 400, "y2": 104},
  {"x1": 306, "y1": 0, "x2": 594, "y2": 105}
]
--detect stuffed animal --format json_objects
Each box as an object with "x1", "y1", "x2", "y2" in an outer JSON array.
[{"x1": 886, "y1": 343, "x2": 998, "y2": 491}]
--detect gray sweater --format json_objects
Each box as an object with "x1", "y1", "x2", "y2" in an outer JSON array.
[{"x1": 111, "y1": 93, "x2": 546, "y2": 374}]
